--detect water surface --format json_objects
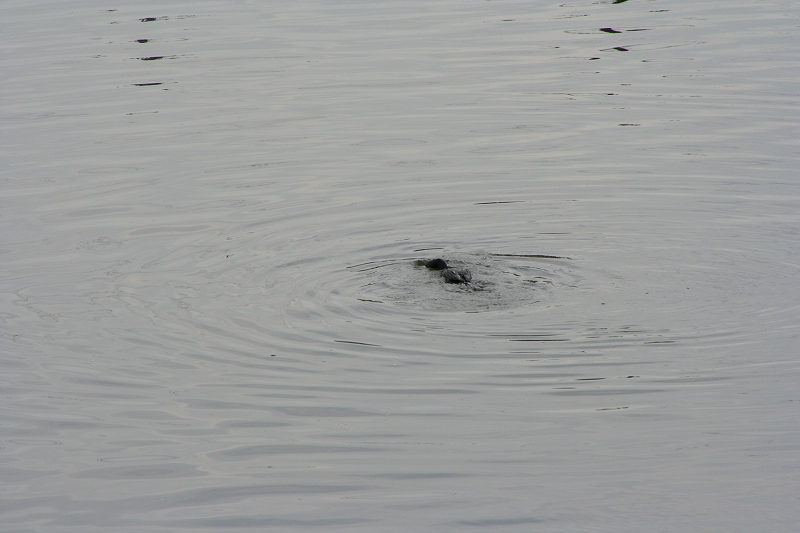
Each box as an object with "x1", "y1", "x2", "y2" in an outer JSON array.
[{"x1": 2, "y1": 0, "x2": 799, "y2": 531}]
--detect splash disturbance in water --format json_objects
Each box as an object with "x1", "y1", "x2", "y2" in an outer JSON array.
[
  {"x1": 349, "y1": 253, "x2": 566, "y2": 312},
  {"x1": 2, "y1": 0, "x2": 799, "y2": 531}
]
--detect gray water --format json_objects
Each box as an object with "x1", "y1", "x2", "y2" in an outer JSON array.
[{"x1": 2, "y1": 0, "x2": 799, "y2": 531}]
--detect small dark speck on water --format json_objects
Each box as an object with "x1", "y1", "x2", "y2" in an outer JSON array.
[{"x1": 140, "y1": 17, "x2": 157, "y2": 22}]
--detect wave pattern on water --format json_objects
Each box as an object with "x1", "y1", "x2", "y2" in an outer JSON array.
[{"x1": 2, "y1": 0, "x2": 800, "y2": 531}]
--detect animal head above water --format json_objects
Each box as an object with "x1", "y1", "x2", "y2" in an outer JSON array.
[{"x1": 424, "y1": 258, "x2": 448, "y2": 270}]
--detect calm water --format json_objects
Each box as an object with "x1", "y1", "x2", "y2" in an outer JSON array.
[{"x1": 2, "y1": 0, "x2": 799, "y2": 531}]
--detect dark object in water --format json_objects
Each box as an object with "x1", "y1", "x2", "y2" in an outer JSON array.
[
  {"x1": 421, "y1": 258, "x2": 472, "y2": 284},
  {"x1": 442, "y1": 268, "x2": 472, "y2": 284},
  {"x1": 424, "y1": 258, "x2": 448, "y2": 270}
]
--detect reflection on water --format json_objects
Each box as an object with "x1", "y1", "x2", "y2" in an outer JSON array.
[{"x1": 2, "y1": 0, "x2": 799, "y2": 531}]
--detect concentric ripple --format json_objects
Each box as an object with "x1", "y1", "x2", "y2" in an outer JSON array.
[{"x1": 347, "y1": 251, "x2": 575, "y2": 312}]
